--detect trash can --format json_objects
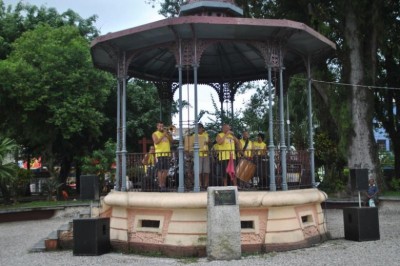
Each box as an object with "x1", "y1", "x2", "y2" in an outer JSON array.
[
  {"x1": 73, "y1": 217, "x2": 110, "y2": 256},
  {"x1": 343, "y1": 207, "x2": 380, "y2": 241}
]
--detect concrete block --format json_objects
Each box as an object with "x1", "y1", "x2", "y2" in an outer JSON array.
[{"x1": 207, "y1": 186, "x2": 241, "y2": 260}]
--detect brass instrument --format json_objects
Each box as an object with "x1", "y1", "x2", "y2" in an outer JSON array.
[{"x1": 166, "y1": 125, "x2": 177, "y2": 134}]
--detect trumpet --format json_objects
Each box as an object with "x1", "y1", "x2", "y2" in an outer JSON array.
[{"x1": 165, "y1": 125, "x2": 177, "y2": 134}]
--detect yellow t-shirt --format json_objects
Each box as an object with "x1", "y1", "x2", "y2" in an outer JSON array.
[
  {"x1": 198, "y1": 132, "x2": 209, "y2": 157},
  {"x1": 144, "y1": 154, "x2": 155, "y2": 165},
  {"x1": 239, "y1": 139, "x2": 253, "y2": 158},
  {"x1": 253, "y1": 141, "x2": 267, "y2": 156},
  {"x1": 143, "y1": 154, "x2": 155, "y2": 173},
  {"x1": 153, "y1": 130, "x2": 171, "y2": 157},
  {"x1": 217, "y1": 132, "x2": 236, "y2": 160}
]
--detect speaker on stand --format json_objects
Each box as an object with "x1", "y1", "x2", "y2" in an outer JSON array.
[
  {"x1": 350, "y1": 168, "x2": 369, "y2": 191},
  {"x1": 80, "y1": 175, "x2": 99, "y2": 200},
  {"x1": 350, "y1": 168, "x2": 369, "y2": 207}
]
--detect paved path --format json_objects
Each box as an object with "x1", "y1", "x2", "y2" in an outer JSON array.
[{"x1": 0, "y1": 201, "x2": 399, "y2": 266}]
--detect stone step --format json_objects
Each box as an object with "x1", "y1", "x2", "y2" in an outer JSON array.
[
  {"x1": 57, "y1": 222, "x2": 72, "y2": 233},
  {"x1": 29, "y1": 237, "x2": 46, "y2": 253},
  {"x1": 78, "y1": 209, "x2": 91, "y2": 218},
  {"x1": 30, "y1": 209, "x2": 90, "y2": 252}
]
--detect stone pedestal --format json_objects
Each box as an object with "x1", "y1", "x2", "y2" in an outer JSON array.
[{"x1": 207, "y1": 186, "x2": 241, "y2": 260}]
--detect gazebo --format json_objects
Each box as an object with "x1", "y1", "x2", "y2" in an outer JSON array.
[{"x1": 91, "y1": 0, "x2": 336, "y2": 257}]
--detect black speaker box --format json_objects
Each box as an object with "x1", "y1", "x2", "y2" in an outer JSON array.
[
  {"x1": 73, "y1": 217, "x2": 110, "y2": 256},
  {"x1": 80, "y1": 175, "x2": 99, "y2": 200},
  {"x1": 350, "y1": 168, "x2": 369, "y2": 191},
  {"x1": 343, "y1": 207, "x2": 380, "y2": 241}
]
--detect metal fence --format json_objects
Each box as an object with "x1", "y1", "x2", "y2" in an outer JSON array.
[{"x1": 126, "y1": 149, "x2": 311, "y2": 192}]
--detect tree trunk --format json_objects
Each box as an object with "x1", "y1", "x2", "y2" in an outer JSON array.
[
  {"x1": 344, "y1": 6, "x2": 379, "y2": 178},
  {"x1": 59, "y1": 156, "x2": 72, "y2": 186},
  {"x1": 0, "y1": 183, "x2": 12, "y2": 205}
]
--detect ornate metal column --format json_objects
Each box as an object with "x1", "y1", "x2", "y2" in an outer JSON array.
[
  {"x1": 254, "y1": 40, "x2": 287, "y2": 191},
  {"x1": 172, "y1": 39, "x2": 208, "y2": 192},
  {"x1": 279, "y1": 66, "x2": 288, "y2": 190},
  {"x1": 307, "y1": 56, "x2": 316, "y2": 187},
  {"x1": 192, "y1": 39, "x2": 200, "y2": 192},
  {"x1": 267, "y1": 66, "x2": 276, "y2": 191},
  {"x1": 115, "y1": 75, "x2": 121, "y2": 191},
  {"x1": 177, "y1": 39, "x2": 185, "y2": 193},
  {"x1": 116, "y1": 52, "x2": 128, "y2": 191}
]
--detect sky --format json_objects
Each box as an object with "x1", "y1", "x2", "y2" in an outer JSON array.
[
  {"x1": 3, "y1": 0, "x2": 254, "y2": 127},
  {"x1": 2, "y1": 0, "x2": 165, "y2": 34}
]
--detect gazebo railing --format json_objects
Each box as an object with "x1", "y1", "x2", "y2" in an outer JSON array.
[{"x1": 125, "y1": 149, "x2": 311, "y2": 192}]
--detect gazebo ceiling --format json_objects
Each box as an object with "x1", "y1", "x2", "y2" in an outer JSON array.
[{"x1": 91, "y1": 16, "x2": 336, "y2": 83}]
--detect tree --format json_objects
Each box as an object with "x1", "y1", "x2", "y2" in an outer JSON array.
[
  {"x1": 0, "y1": 137, "x2": 18, "y2": 204},
  {"x1": 238, "y1": 0, "x2": 382, "y2": 186},
  {"x1": 374, "y1": 0, "x2": 400, "y2": 182},
  {"x1": 81, "y1": 139, "x2": 116, "y2": 192},
  {"x1": 126, "y1": 80, "x2": 167, "y2": 151},
  {"x1": 0, "y1": 0, "x2": 99, "y2": 59},
  {"x1": 0, "y1": 24, "x2": 113, "y2": 186}
]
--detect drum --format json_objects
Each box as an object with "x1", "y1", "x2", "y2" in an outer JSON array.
[{"x1": 236, "y1": 159, "x2": 256, "y2": 182}]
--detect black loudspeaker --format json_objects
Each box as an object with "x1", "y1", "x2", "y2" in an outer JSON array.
[
  {"x1": 343, "y1": 207, "x2": 380, "y2": 241},
  {"x1": 350, "y1": 168, "x2": 369, "y2": 191},
  {"x1": 73, "y1": 217, "x2": 110, "y2": 256},
  {"x1": 80, "y1": 175, "x2": 99, "y2": 200}
]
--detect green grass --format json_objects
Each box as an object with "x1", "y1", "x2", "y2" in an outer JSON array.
[
  {"x1": 381, "y1": 190, "x2": 400, "y2": 197},
  {"x1": 0, "y1": 200, "x2": 92, "y2": 210}
]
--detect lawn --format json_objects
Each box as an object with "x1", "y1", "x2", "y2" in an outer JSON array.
[{"x1": 0, "y1": 199, "x2": 92, "y2": 210}]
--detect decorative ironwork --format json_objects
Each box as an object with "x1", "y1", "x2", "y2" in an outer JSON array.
[
  {"x1": 170, "y1": 39, "x2": 213, "y2": 67},
  {"x1": 154, "y1": 81, "x2": 174, "y2": 102},
  {"x1": 169, "y1": 40, "x2": 193, "y2": 67},
  {"x1": 252, "y1": 40, "x2": 286, "y2": 69},
  {"x1": 117, "y1": 53, "x2": 125, "y2": 79},
  {"x1": 194, "y1": 39, "x2": 210, "y2": 66}
]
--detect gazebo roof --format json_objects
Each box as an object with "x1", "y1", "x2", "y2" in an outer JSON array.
[{"x1": 91, "y1": 16, "x2": 336, "y2": 83}]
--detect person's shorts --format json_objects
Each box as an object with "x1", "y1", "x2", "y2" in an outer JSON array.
[
  {"x1": 199, "y1": 156, "x2": 210, "y2": 174},
  {"x1": 157, "y1": 156, "x2": 170, "y2": 171},
  {"x1": 217, "y1": 159, "x2": 236, "y2": 177}
]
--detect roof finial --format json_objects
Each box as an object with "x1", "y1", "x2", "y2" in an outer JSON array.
[{"x1": 180, "y1": 0, "x2": 243, "y2": 17}]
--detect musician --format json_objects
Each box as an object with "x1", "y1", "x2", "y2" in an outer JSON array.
[
  {"x1": 253, "y1": 133, "x2": 268, "y2": 188},
  {"x1": 239, "y1": 130, "x2": 253, "y2": 159},
  {"x1": 198, "y1": 123, "x2": 210, "y2": 190},
  {"x1": 152, "y1": 122, "x2": 173, "y2": 192},
  {"x1": 142, "y1": 145, "x2": 156, "y2": 175},
  {"x1": 216, "y1": 124, "x2": 240, "y2": 186},
  {"x1": 253, "y1": 133, "x2": 267, "y2": 155}
]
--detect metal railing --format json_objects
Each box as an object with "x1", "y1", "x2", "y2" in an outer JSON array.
[{"x1": 126, "y1": 149, "x2": 311, "y2": 192}]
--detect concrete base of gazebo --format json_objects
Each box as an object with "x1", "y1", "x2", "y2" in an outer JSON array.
[{"x1": 99, "y1": 188, "x2": 329, "y2": 257}]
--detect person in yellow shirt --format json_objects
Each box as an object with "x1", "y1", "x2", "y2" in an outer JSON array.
[
  {"x1": 152, "y1": 122, "x2": 173, "y2": 192},
  {"x1": 253, "y1": 133, "x2": 268, "y2": 188},
  {"x1": 239, "y1": 130, "x2": 253, "y2": 159},
  {"x1": 253, "y1": 133, "x2": 267, "y2": 155},
  {"x1": 216, "y1": 124, "x2": 240, "y2": 186},
  {"x1": 142, "y1": 146, "x2": 156, "y2": 171},
  {"x1": 198, "y1": 123, "x2": 210, "y2": 190},
  {"x1": 141, "y1": 146, "x2": 156, "y2": 191}
]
